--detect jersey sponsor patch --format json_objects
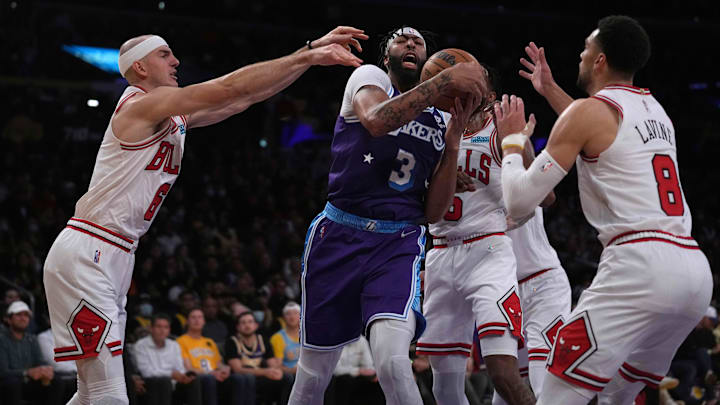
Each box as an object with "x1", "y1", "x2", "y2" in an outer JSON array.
[{"x1": 470, "y1": 135, "x2": 490, "y2": 144}]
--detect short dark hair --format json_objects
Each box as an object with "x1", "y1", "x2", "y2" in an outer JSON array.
[
  {"x1": 595, "y1": 15, "x2": 651, "y2": 76},
  {"x1": 236, "y1": 311, "x2": 256, "y2": 324},
  {"x1": 151, "y1": 313, "x2": 171, "y2": 326}
]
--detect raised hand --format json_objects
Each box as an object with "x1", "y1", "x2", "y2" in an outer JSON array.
[
  {"x1": 493, "y1": 94, "x2": 536, "y2": 139},
  {"x1": 519, "y1": 42, "x2": 556, "y2": 97},
  {"x1": 308, "y1": 43, "x2": 363, "y2": 67},
  {"x1": 311, "y1": 26, "x2": 369, "y2": 53},
  {"x1": 446, "y1": 93, "x2": 483, "y2": 151}
]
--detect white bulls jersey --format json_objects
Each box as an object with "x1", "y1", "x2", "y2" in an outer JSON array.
[
  {"x1": 577, "y1": 84, "x2": 692, "y2": 246},
  {"x1": 430, "y1": 117, "x2": 505, "y2": 239},
  {"x1": 507, "y1": 208, "x2": 562, "y2": 280},
  {"x1": 74, "y1": 86, "x2": 187, "y2": 240}
]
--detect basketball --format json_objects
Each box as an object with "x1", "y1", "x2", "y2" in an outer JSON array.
[{"x1": 421, "y1": 48, "x2": 479, "y2": 111}]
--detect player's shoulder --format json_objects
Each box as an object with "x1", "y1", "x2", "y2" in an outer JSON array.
[
  {"x1": 560, "y1": 97, "x2": 616, "y2": 126},
  {"x1": 347, "y1": 64, "x2": 391, "y2": 87}
]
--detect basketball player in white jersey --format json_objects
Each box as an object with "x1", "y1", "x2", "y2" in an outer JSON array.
[
  {"x1": 495, "y1": 15, "x2": 712, "y2": 404},
  {"x1": 42, "y1": 27, "x2": 367, "y2": 405},
  {"x1": 416, "y1": 64, "x2": 538, "y2": 405}
]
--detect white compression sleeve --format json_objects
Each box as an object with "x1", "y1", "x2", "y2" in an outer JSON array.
[{"x1": 501, "y1": 149, "x2": 567, "y2": 220}]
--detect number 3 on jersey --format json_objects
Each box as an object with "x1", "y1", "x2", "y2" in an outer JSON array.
[
  {"x1": 652, "y1": 154, "x2": 684, "y2": 216},
  {"x1": 389, "y1": 149, "x2": 416, "y2": 191}
]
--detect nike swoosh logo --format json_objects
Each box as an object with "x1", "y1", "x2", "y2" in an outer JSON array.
[{"x1": 401, "y1": 229, "x2": 417, "y2": 238}]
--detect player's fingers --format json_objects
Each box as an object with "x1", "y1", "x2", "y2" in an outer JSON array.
[
  {"x1": 524, "y1": 113, "x2": 537, "y2": 136},
  {"x1": 519, "y1": 70, "x2": 533, "y2": 81},
  {"x1": 501, "y1": 94, "x2": 510, "y2": 115},
  {"x1": 517, "y1": 96, "x2": 525, "y2": 115},
  {"x1": 529, "y1": 42, "x2": 540, "y2": 54},
  {"x1": 349, "y1": 38, "x2": 363, "y2": 53},
  {"x1": 539, "y1": 47, "x2": 549, "y2": 65},
  {"x1": 494, "y1": 100, "x2": 504, "y2": 121},
  {"x1": 510, "y1": 94, "x2": 518, "y2": 113},
  {"x1": 520, "y1": 58, "x2": 535, "y2": 72}
]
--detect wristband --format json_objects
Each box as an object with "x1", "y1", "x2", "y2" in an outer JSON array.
[
  {"x1": 501, "y1": 133, "x2": 528, "y2": 151},
  {"x1": 306, "y1": 40, "x2": 313, "y2": 50}
]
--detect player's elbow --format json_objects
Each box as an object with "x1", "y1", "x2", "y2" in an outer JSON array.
[
  {"x1": 540, "y1": 191, "x2": 556, "y2": 208},
  {"x1": 363, "y1": 118, "x2": 388, "y2": 137},
  {"x1": 503, "y1": 186, "x2": 535, "y2": 221}
]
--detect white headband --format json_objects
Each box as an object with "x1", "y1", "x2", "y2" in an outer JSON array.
[
  {"x1": 386, "y1": 27, "x2": 425, "y2": 53},
  {"x1": 118, "y1": 35, "x2": 168, "y2": 78}
]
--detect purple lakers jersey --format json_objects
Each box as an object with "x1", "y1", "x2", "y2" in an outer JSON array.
[{"x1": 327, "y1": 65, "x2": 448, "y2": 222}]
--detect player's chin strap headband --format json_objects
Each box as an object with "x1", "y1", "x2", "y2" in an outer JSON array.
[
  {"x1": 386, "y1": 27, "x2": 425, "y2": 54},
  {"x1": 118, "y1": 35, "x2": 168, "y2": 78}
]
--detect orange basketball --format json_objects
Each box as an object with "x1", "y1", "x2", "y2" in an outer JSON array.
[{"x1": 421, "y1": 48, "x2": 479, "y2": 111}]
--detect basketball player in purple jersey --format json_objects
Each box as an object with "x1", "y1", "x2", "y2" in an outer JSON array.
[{"x1": 288, "y1": 26, "x2": 487, "y2": 405}]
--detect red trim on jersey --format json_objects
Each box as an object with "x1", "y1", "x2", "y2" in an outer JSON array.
[
  {"x1": 134, "y1": 85, "x2": 148, "y2": 93},
  {"x1": 114, "y1": 92, "x2": 138, "y2": 114},
  {"x1": 519, "y1": 268, "x2": 553, "y2": 284},
  {"x1": 433, "y1": 232, "x2": 505, "y2": 249},
  {"x1": 54, "y1": 345, "x2": 78, "y2": 353},
  {"x1": 69, "y1": 218, "x2": 133, "y2": 243},
  {"x1": 110, "y1": 349, "x2": 124, "y2": 356},
  {"x1": 179, "y1": 114, "x2": 187, "y2": 127},
  {"x1": 580, "y1": 154, "x2": 599, "y2": 163},
  {"x1": 106, "y1": 340, "x2": 122, "y2": 348},
  {"x1": 489, "y1": 128, "x2": 503, "y2": 167},
  {"x1": 604, "y1": 83, "x2": 651, "y2": 94},
  {"x1": 591, "y1": 95, "x2": 624, "y2": 120},
  {"x1": 66, "y1": 226, "x2": 131, "y2": 253},
  {"x1": 120, "y1": 123, "x2": 172, "y2": 150}
]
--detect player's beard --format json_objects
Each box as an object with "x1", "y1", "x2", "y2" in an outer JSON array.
[
  {"x1": 576, "y1": 69, "x2": 591, "y2": 94},
  {"x1": 387, "y1": 53, "x2": 423, "y2": 91}
]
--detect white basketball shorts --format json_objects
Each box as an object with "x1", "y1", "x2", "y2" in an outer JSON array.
[
  {"x1": 43, "y1": 219, "x2": 136, "y2": 361},
  {"x1": 417, "y1": 233, "x2": 523, "y2": 358},
  {"x1": 545, "y1": 236, "x2": 712, "y2": 395}
]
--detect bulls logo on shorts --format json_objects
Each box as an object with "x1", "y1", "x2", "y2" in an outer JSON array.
[
  {"x1": 67, "y1": 299, "x2": 111, "y2": 356},
  {"x1": 497, "y1": 287, "x2": 524, "y2": 344},
  {"x1": 547, "y1": 311, "x2": 610, "y2": 392},
  {"x1": 542, "y1": 315, "x2": 565, "y2": 348}
]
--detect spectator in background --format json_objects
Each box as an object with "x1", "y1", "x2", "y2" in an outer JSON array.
[
  {"x1": 177, "y1": 308, "x2": 249, "y2": 405},
  {"x1": 671, "y1": 306, "x2": 720, "y2": 404},
  {"x1": 327, "y1": 335, "x2": 383, "y2": 405},
  {"x1": 270, "y1": 301, "x2": 301, "y2": 374},
  {"x1": 133, "y1": 313, "x2": 201, "y2": 405},
  {"x1": 0, "y1": 301, "x2": 63, "y2": 405},
  {"x1": 172, "y1": 290, "x2": 199, "y2": 337},
  {"x1": 202, "y1": 295, "x2": 229, "y2": 347},
  {"x1": 227, "y1": 311, "x2": 292, "y2": 405},
  {"x1": 38, "y1": 325, "x2": 77, "y2": 403},
  {"x1": 127, "y1": 293, "x2": 154, "y2": 342}
]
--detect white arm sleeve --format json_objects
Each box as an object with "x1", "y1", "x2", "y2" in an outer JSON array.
[
  {"x1": 340, "y1": 64, "x2": 393, "y2": 119},
  {"x1": 501, "y1": 149, "x2": 567, "y2": 220}
]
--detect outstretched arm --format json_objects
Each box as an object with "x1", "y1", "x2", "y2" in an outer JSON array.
[
  {"x1": 495, "y1": 94, "x2": 615, "y2": 219},
  {"x1": 188, "y1": 26, "x2": 369, "y2": 128},
  {"x1": 519, "y1": 42, "x2": 574, "y2": 115},
  {"x1": 115, "y1": 27, "x2": 366, "y2": 140}
]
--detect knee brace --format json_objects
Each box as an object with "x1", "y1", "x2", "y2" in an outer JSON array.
[
  {"x1": 429, "y1": 355, "x2": 470, "y2": 405},
  {"x1": 288, "y1": 347, "x2": 342, "y2": 405},
  {"x1": 75, "y1": 346, "x2": 128, "y2": 405},
  {"x1": 369, "y1": 316, "x2": 423, "y2": 405}
]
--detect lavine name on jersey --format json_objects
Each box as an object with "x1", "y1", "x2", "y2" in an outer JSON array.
[{"x1": 634, "y1": 119, "x2": 673, "y2": 145}]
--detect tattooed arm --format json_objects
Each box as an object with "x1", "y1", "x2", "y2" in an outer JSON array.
[{"x1": 353, "y1": 63, "x2": 487, "y2": 137}]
